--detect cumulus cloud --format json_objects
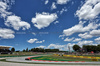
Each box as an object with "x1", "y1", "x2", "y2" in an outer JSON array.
[
  {"x1": 78, "y1": 29, "x2": 100, "y2": 39},
  {"x1": 59, "y1": 35, "x2": 65, "y2": 39},
  {"x1": 78, "y1": 40, "x2": 93, "y2": 46},
  {"x1": 57, "y1": 0, "x2": 69, "y2": 5},
  {"x1": 0, "y1": 28, "x2": 15, "y2": 39},
  {"x1": 60, "y1": 7, "x2": 67, "y2": 14},
  {"x1": 95, "y1": 37, "x2": 100, "y2": 44},
  {"x1": 51, "y1": 2, "x2": 57, "y2": 10},
  {"x1": 37, "y1": 46, "x2": 46, "y2": 48},
  {"x1": 32, "y1": 32, "x2": 36, "y2": 35},
  {"x1": 73, "y1": 38, "x2": 82, "y2": 42},
  {"x1": 5, "y1": 15, "x2": 30, "y2": 30},
  {"x1": 54, "y1": 21, "x2": 59, "y2": 24},
  {"x1": 64, "y1": 37, "x2": 74, "y2": 42},
  {"x1": 27, "y1": 38, "x2": 45, "y2": 44},
  {"x1": 90, "y1": 29, "x2": 100, "y2": 36},
  {"x1": 78, "y1": 32, "x2": 93, "y2": 39},
  {"x1": 36, "y1": 40, "x2": 45, "y2": 43},
  {"x1": 0, "y1": 0, "x2": 30, "y2": 30},
  {"x1": 47, "y1": 44, "x2": 65, "y2": 50},
  {"x1": 76, "y1": 0, "x2": 100, "y2": 20},
  {"x1": 27, "y1": 38, "x2": 38, "y2": 44},
  {"x1": 45, "y1": 0, "x2": 49, "y2": 4},
  {"x1": 45, "y1": 43, "x2": 75, "y2": 51},
  {"x1": 0, "y1": 1, "x2": 12, "y2": 18},
  {"x1": 0, "y1": 0, "x2": 14, "y2": 5},
  {"x1": 95, "y1": 37, "x2": 100, "y2": 41},
  {"x1": 37, "y1": 44, "x2": 65, "y2": 50},
  {"x1": 32, "y1": 12, "x2": 58, "y2": 29},
  {"x1": 63, "y1": 22, "x2": 99, "y2": 36},
  {"x1": 64, "y1": 43, "x2": 75, "y2": 51}
]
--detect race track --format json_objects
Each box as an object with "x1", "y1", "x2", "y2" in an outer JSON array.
[
  {"x1": 1, "y1": 61, "x2": 100, "y2": 66},
  {"x1": 5, "y1": 56, "x2": 100, "y2": 64}
]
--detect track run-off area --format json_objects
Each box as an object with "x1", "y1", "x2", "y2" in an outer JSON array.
[{"x1": 1, "y1": 55, "x2": 99, "y2": 65}]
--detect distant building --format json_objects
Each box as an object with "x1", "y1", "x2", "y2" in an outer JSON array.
[
  {"x1": 0, "y1": 46, "x2": 12, "y2": 54},
  {"x1": 0, "y1": 46, "x2": 12, "y2": 49}
]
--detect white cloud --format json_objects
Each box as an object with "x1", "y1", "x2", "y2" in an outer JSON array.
[
  {"x1": 51, "y1": 2, "x2": 57, "y2": 10},
  {"x1": 47, "y1": 44, "x2": 65, "y2": 50},
  {"x1": 78, "y1": 40, "x2": 93, "y2": 46},
  {"x1": 45, "y1": 0, "x2": 49, "y2": 4},
  {"x1": 57, "y1": 0, "x2": 69, "y2": 5},
  {"x1": 27, "y1": 38, "x2": 45, "y2": 44},
  {"x1": 95, "y1": 37, "x2": 100, "y2": 41},
  {"x1": 64, "y1": 37, "x2": 74, "y2": 42},
  {"x1": 32, "y1": 12, "x2": 58, "y2": 29},
  {"x1": 64, "y1": 43, "x2": 75, "y2": 51},
  {"x1": 54, "y1": 21, "x2": 59, "y2": 24},
  {"x1": 0, "y1": 1, "x2": 7, "y2": 9},
  {"x1": 37, "y1": 43, "x2": 76, "y2": 51},
  {"x1": 47, "y1": 43, "x2": 75, "y2": 51},
  {"x1": 0, "y1": 28, "x2": 15, "y2": 39},
  {"x1": 27, "y1": 38, "x2": 38, "y2": 43},
  {"x1": 0, "y1": 1, "x2": 30, "y2": 30},
  {"x1": 37, "y1": 46, "x2": 46, "y2": 48},
  {"x1": 95, "y1": 37, "x2": 100, "y2": 44},
  {"x1": 0, "y1": 0, "x2": 15, "y2": 18},
  {"x1": 63, "y1": 22, "x2": 99, "y2": 36},
  {"x1": 59, "y1": 35, "x2": 65, "y2": 39},
  {"x1": 90, "y1": 29, "x2": 100, "y2": 36},
  {"x1": 36, "y1": 40, "x2": 45, "y2": 43},
  {"x1": 1, "y1": 0, "x2": 15, "y2": 5},
  {"x1": 78, "y1": 32, "x2": 93, "y2": 39},
  {"x1": 74, "y1": 40, "x2": 97, "y2": 48},
  {"x1": 76, "y1": 0, "x2": 100, "y2": 20},
  {"x1": 73, "y1": 38, "x2": 82, "y2": 42},
  {"x1": 32, "y1": 32, "x2": 36, "y2": 35},
  {"x1": 60, "y1": 7, "x2": 67, "y2": 14},
  {"x1": 5, "y1": 15, "x2": 30, "y2": 30},
  {"x1": 0, "y1": 1, "x2": 12, "y2": 18}
]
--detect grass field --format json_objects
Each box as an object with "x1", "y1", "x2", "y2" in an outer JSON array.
[
  {"x1": 0, "y1": 52, "x2": 100, "y2": 62},
  {"x1": 29, "y1": 55, "x2": 100, "y2": 62},
  {"x1": 0, "y1": 52, "x2": 34, "y2": 57},
  {"x1": 0, "y1": 52, "x2": 49, "y2": 58}
]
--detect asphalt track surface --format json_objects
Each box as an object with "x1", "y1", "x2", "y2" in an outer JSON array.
[
  {"x1": 5, "y1": 56, "x2": 100, "y2": 64},
  {"x1": 1, "y1": 61, "x2": 100, "y2": 66}
]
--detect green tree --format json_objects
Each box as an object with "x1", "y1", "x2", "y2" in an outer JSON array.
[
  {"x1": 97, "y1": 44, "x2": 100, "y2": 52},
  {"x1": 73, "y1": 45, "x2": 81, "y2": 51},
  {"x1": 30, "y1": 48, "x2": 44, "y2": 52},
  {"x1": 26, "y1": 48, "x2": 28, "y2": 52},
  {"x1": 83, "y1": 45, "x2": 98, "y2": 52},
  {"x1": 11, "y1": 47, "x2": 15, "y2": 52},
  {"x1": 45, "y1": 49, "x2": 59, "y2": 52},
  {"x1": 23, "y1": 49, "x2": 26, "y2": 52}
]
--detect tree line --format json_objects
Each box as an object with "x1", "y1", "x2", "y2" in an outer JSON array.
[
  {"x1": 73, "y1": 44, "x2": 100, "y2": 53},
  {"x1": 22, "y1": 48, "x2": 59, "y2": 52}
]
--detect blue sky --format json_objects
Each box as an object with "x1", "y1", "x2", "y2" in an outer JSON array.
[{"x1": 0, "y1": 0, "x2": 100, "y2": 51}]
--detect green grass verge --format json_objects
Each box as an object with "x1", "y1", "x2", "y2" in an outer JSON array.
[
  {"x1": 0, "y1": 52, "x2": 51, "y2": 58},
  {"x1": 30, "y1": 56, "x2": 74, "y2": 61},
  {"x1": 30, "y1": 55, "x2": 100, "y2": 62}
]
